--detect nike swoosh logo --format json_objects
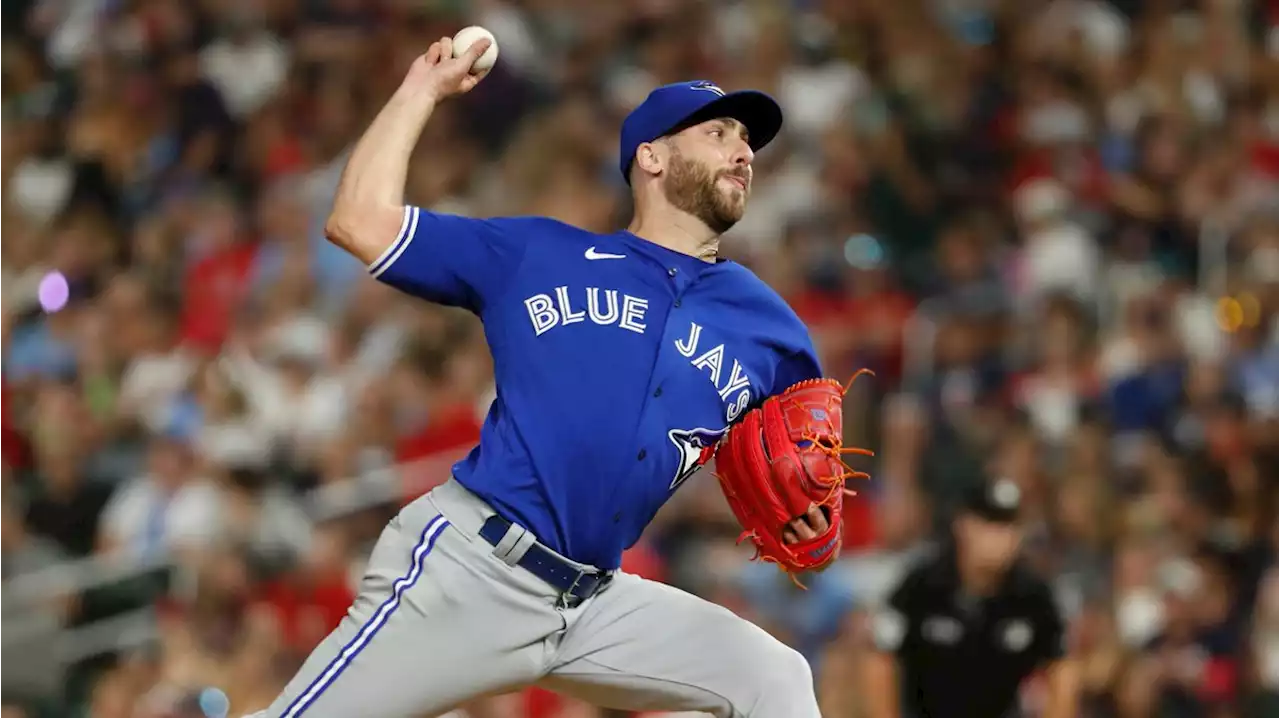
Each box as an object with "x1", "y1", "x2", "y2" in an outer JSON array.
[{"x1": 585, "y1": 246, "x2": 626, "y2": 260}]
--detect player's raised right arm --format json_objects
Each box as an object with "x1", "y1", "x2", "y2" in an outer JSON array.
[{"x1": 323, "y1": 36, "x2": 490, "y2": 265}]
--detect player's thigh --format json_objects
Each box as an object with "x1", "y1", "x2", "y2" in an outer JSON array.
[
  {"x1": 258, "y1": 511, "x2": 560, "y2": 718},
  {"x1": 539, "y1": 573, "x2": 820, "y2": 718}
]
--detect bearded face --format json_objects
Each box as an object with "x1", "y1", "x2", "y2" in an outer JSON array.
[{"x1": 660, "y1": 146, "x2": 750, "y2": 235}]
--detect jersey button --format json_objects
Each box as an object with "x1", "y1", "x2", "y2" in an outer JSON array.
[
  {"x1": 636, "y1": 449, "x2": 647, "y2": 461},
  {"x1": 668, "y1": 268, "x2": 678, "y2": 277},
  {"x1": 673, "y1": 299, "x2": 682, "y2": 308},
  {"x1": 653, "y1": 387, "x2": 663, "y2": 398},
  {"x1": 613, "y1": 513, "x2": 622, "y2": 523}
]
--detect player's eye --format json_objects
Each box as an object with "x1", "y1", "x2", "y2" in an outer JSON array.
[{"x1": 709, "y1": 128, "x2": 723, "y2": 138}]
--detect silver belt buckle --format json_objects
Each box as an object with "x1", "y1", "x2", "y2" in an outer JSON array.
[{"x1": 558, "y1": 569, "x2": 591, "y2": 609}]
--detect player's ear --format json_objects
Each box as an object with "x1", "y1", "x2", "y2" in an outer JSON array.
[{"x1": 634, "y1": 142, "x2": 664, "y2": 178}]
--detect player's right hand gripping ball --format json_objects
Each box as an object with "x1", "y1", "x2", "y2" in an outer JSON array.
[{"x1": 713, "y1": 370, "x2": 874, "y2": 579}]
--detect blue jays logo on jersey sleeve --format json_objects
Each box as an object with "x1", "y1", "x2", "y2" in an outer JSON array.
[{"x1": 667, "y1": 426, "x2": 726, "y2": 490}]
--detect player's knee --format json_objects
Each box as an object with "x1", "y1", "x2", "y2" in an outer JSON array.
[
  {"x1": 747, "y1": 641, "x2": 818, "y2": 714},
  {"x1": 768, "y1": 643, "x2": 815, "y2": 694}
]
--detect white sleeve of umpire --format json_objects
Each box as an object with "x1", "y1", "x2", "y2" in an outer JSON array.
[{"x1": 871, "y1": 605, "x2": 908, "y2": 652}]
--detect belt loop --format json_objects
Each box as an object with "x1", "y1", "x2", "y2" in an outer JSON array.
[
  {"x1": 506, "y1": 529, "x2": 538, "y2": 565},
  {"x1": 492, "y1": 522, "x2": 526, "y2": 564},
  {"x1": 492, "y1": 520, "x2": 540, "y2": 567}
]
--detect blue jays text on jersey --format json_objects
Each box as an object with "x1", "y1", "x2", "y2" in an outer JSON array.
[{"x1": 371, "y1": 206, "x2": 823, "y2": 570}]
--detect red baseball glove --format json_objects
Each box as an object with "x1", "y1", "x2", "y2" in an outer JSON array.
[{"x1": 713, "y1": 370, "x2": 874, "y2": 581}]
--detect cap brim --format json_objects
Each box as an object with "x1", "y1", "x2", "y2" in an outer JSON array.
[{"x1": 666, "y1": 90, "x2": 784, "y2": 152}]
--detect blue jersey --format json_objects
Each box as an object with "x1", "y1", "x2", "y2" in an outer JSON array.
[{"x1": 372, "y1": 206, "x2": 822, "y2": 569}]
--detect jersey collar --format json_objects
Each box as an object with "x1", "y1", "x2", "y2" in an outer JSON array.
[{"x1": 615, "y1": 230, "x2": 735, "y2": 274}]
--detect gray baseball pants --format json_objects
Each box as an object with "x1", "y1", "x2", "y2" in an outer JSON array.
[{"x1": 248, "y1": 478, "x2": 821, "y2": 717}]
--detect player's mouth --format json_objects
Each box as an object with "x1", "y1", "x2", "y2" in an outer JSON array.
[{"x1": 721, "y1": 174, "x2": 748, "y2": 191}]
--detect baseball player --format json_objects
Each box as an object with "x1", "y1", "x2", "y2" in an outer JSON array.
[{"x1": 255, "y1": 37, "x2": 833, "y2": 718}]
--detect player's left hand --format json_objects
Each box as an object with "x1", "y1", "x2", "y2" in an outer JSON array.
[
  {"x1": 712, "y1": 372, "x2": 875, "y2": 582},
  {"x1": 783, "y1": 505, "x2": 830, "y2": 545}
]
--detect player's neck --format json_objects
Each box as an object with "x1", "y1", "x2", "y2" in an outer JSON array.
[{"x1": 627, "y1": 211, "x2": 720, "y2": 263}]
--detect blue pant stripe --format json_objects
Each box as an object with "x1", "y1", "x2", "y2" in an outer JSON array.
[{"x1": 281, "y1": 513, "x2": 450, "y2": 717}]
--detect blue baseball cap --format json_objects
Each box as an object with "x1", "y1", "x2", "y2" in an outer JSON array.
[{"x1": 619, "y1": 80, "x2": 784, "y2": 184}]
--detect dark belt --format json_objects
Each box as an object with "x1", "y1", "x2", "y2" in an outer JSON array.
[{"x1": 478, "y1": 514, "x2": 613, "y2": 608}]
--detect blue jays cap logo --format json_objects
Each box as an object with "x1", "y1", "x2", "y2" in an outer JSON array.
[
  {"x1": 688, "y1": 81, "x2": 726, "y2": 96},
  {"x1": 619, "y1": 79, "x2": 783, "y2": 182}
]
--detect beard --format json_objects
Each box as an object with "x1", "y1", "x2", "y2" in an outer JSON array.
[{"x1": 661, "y1": 150, "x2": 748, "y2": 235}]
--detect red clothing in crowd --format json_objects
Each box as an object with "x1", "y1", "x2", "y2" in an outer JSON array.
[
  {"x1": 258, "y1": 572, "x2": 357, "y2": 656},
  {"x1": 789, "y1": 287, "x2": 914, "y2": 384},
  {"x1": 620, "y1": 540, "x2": 666, "y2": 583},
  {"x1": 522, "y1": 688, "x2": 564, "y2": 718},
  {"x1": 1, "y1": 384, "x2": 30, "y2": 470},
  {"x1": 1251, "y1": 139, "x2": 1278, "y2": 180},
  {"x1": 841, "y1": 493, "x2": 878, "y2": 550},
  {"x1": 395, "y1": 403, "x2": 483, "y2": 464},
  {"x1": 1010, "y1": 147, "x2": 1111, "y2": 211},
  {"x1": 263, "y1": 136, "x2": 307, "y2": 179},
  {"x1": 180, "y1": 241, "x2": 258, "y2": 353},
  {"x1": 395, "y1": 402, "x2": 483, "y2": 502}
]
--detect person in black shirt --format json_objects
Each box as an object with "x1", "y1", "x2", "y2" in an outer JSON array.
[{"x1": 861, "y1": 479, "x2": 1080, "y2": 718}]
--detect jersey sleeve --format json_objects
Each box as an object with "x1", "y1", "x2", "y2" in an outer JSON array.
[
  {"x1": 773, "y1": 332, "x2": 823, "y2": 394},
  {"x1": 368, "y1": 206, "x2": 528, "y2": 312}
]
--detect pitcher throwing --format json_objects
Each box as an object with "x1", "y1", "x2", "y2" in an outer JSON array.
[{"x1": 255, "y1": 35, "x2": 870, "y2": 718}]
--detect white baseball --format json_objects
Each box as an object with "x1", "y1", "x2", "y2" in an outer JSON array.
[{"x1": 452, "y1": 26, "x2": 499, "y2": 72}]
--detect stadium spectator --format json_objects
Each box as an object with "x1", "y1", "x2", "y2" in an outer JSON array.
[{"x1": 97, "y1": 429, "x2": 223, "y2": 561}]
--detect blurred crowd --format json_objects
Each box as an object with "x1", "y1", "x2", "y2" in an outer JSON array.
[{"x1": 1, "y1": 0, "x2": 1277, "y2": 716}]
